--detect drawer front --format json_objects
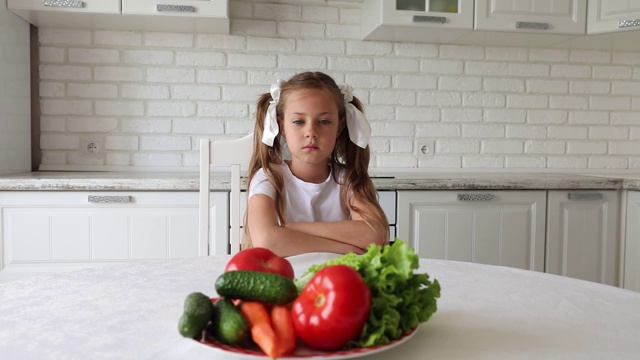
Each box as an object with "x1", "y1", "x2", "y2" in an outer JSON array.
[
  {"x1": 4, "y1": 207, "x2": 199, "y2": 262},
  {"x1": 8, "y1": 0, "x2": 120, "y2": 13},
  {"x1": 0, "y1": 191, "x2": 227, "y2": 269},
  {"x1": 122, "y1": 0, "x2": 227, "y2": 17}
]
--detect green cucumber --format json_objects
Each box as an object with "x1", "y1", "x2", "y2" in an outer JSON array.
[
  {"x1": 215, "y1": 270, "x2": 297, "y2": 304},
  {"x1": 208, "y1": 298, "x2": 249, "y2": 345},
  {"x1": 178, "y1": 292, "x2": 214, "y2": 338}
]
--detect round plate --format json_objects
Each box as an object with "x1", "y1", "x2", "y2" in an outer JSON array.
[{"x1": 196, "y1": 327, "x2": 418, "y2": 360}]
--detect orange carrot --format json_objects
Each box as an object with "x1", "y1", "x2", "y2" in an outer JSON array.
[
  {"x1": 239, "y1": 301, "x2": 278, "y2": 358},
  {"x1": 271, "y1": 305, "x2": 296, "y2": 357}
]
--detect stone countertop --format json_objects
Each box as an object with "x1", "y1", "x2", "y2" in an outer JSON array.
[{"x1": 0, "y1": 171, "x2": 636, "y2": 191}]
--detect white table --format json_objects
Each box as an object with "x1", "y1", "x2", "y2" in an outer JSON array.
[{"x1": 0, "y1": 253, "x2": 639, "y2": 359}]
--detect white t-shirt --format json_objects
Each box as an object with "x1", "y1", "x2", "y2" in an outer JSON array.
[{"x1": 248, "y1": 163, "x2": 349, "y2": 223}]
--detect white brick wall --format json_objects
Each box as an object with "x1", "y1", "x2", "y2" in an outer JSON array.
[{"x1": 37, "y1": 0, "x2": 640, "y2": 171}]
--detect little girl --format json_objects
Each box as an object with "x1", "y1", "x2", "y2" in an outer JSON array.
[{"x1": 243, "y1": 71, "x2": 389, "y2": 257}]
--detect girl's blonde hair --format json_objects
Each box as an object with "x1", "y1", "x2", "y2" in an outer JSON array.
[{"x1": 242, "y1": 71, "x2": 389, "y2": 249}]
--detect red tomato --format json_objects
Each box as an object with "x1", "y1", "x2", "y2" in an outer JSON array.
[
  {"x1": 224, "y1": 247, "x2": 295, "y2": 279},
  {"x1": 291, "y1": 265, "x2": 371, "y2": 351}
]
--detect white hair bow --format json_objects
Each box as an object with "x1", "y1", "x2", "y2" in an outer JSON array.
[
  {"x1": 338, "y1": 83, "x2": 371, "y2": 149},
  {"x1": 261, "y1": 79, "x2": 282, "y2": 147},
  {"x1": 260, "y1": 80, "x2": 372, "y2": 148}
]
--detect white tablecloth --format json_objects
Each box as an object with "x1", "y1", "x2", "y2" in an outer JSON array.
[{"x1": 1, "y1": 253, "x2": 639, "y2": 359}]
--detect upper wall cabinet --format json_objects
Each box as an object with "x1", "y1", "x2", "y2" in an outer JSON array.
[
  {"x1": 362, "y1": 0, "x2": 587, "y2": 47},
  {"x1": 7, "y1": 0, "x2": 229, "y2": 34},
  {"x1": 587, "y1": 0, "x2": 640, "y2": 34},
  {"x1": 8, "y1": 0, "x2": 121, "y2": 16},
  {"x1": 361, "y1": 0, "x2": 640, "y2": 51},
  {"x1": 474, "y1": 0, "x2": 586, "y2": 34},
  {"x1": 453, "y1": 0, "x2": 587, "y2": 48},
  {"x1": 121, "y1": 0, "x2": 228, "y2": 33},
  {"x1": 557, "y1": 0, "x2": 640, "y2": 51},
  {"x1": 361, "y1": 0, "x2": 475, "y2": 43}
]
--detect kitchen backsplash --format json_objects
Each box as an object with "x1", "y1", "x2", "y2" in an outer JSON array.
[{"x1": 37, "y1": 0, "x2": 640, "y2": 172}]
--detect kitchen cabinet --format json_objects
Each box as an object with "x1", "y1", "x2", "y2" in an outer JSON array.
[
  {"x1": 546, "y1": 190, "x2": 620, "y2": 287},
  {"x1": 123, "y1": 0, "x2": 226, "y2": 17},
  {"x1": 396, "y1": 190, "x2": 547, "y2": 271},
  {"x1": 7, "y1": 0, "x2": 229, "y2": 33},
  {"x1": 474, "y1": 0, "x2": 586, "y2": 34},
  {"x1": 8, "y1": 0, "x2": 121, "y2": 14},
  {"x1": 0, "y1": 191, "x2": 228, "y2": 282},
  {"x1": 587, "y1": 0, "x2": 640, "y2": 34},
  {"x1": 121, "y1": 0, "x2": 229, "y2": 33},
  {"x1": 452, "y1": 0, "x2": 587, "y2": 48},
  {"x1": 552, "y1": 0, "x2": 640, "y2": 51},
  {"x1": 397, "y1": 188, "x2": 622, "y2": 286},
  {"x1": 625, "y1": 191, "x2": 640, "y2": 292},
  {"x1": 7, "y1": 0, "x2": 120, "y2": 29},
  {"x1": 361, "y1": 0, "x2": 475, "y2": 43},
  {"x1": 362, "y1": 0, "x2": 585, "y2": 45}
]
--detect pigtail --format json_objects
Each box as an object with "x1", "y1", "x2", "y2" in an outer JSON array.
[
  {"x1": 242, "y1": 93, "x2": 286, "y2": 250},
  {"x1": 333, "y1": 95, "x2": 390, "y2": 244}
]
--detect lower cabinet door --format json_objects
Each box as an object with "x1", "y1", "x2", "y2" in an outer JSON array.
[
  {"x1": 0, "y1": 191, "x2": 227, "y2": 282},
  {"x1": 546, "y1": 190, "x2": 619, "y2": 286},
  {"x1": 397, "y1": 190, "x2": 546, "y2": 271}
]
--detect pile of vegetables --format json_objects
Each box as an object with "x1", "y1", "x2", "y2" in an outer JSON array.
[
  {"x1": 177, "y1": 240, "x2": 441, "y2": 359},
  {"x1": 296, "y1": 240, "x2": 441, "y2": 348}
]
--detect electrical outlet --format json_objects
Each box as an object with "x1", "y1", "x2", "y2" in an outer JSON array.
[
  {"x1": 415, "y1": 140, "x2": 435, "y2": 158},
  {"x1": 83, "y1": 140, "x2": 101, "y2": 155}
]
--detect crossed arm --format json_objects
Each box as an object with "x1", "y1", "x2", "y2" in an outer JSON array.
[{"x1": 246, "y1": 193, "x2": 386, "y2": 257}]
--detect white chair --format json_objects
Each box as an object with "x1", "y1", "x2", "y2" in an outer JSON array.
[{"x1": 199, "y1": 134, "x2": 254, "y2": 256}]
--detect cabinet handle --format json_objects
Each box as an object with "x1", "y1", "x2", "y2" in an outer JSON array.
[
  {"x1": 88, "y1": 195, "x2": 132, "y2": 203},
  {"x1": 43, "y1": 0, "x2": 84, "y2": 8},
  {"x1": 413, "y1": 15, "x2": 446, "y2": 24},
  {"x1": 457, "y1": 193, "x2": 494, "y2": 201},
  {"x1": 157, "y1": 4, "x2": 196, "y2": 13},
  {"x1": 516, "y1": 21, "x2": 549, "y2": 30},
  {"x1": 567, "y1": 192, "x2": 603, "y2": 201},
  {"x1": 618, "y1": 19, "x2": 640, "y2": 28}
]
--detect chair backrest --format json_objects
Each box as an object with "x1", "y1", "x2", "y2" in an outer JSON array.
[{"x1": 199, "y1": 134, "x2": 254, "y2": 256}]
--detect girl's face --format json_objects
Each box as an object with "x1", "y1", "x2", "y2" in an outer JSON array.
[{"x1": 279, "y1": 88, "x2": 343, "y2": 171}]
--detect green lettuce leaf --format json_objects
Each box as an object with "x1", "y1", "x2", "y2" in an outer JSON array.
[{"x1": 295, "y1": 239, "x2": 441, "y2": 348}]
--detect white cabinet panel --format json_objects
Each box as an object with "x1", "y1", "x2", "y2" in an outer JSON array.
[
  {"x1": 7, "y1": 0, "x2": 121, "y2": 29},
  {"x1": 546, "y1": 190, "x2": 619, "y2": 286},
  {"x1": 121, "y1": 0, "x2": 229, "y2": 33},
  {"x1": 361, "y1": 0, "x2": 474, "y2": 43},
  {"x1": 7, "y1": 0, "x2": 229, "y2": 33},
  {"x1": 624, "y1": 191, "x2": 640, "y2": 292},
  {"x1": 397, "y1": 190, "x2": 547, "y2": 271},
  {"x1": 0, "y1": 191, "x2": 228, "y2": 281},
  {"x1": 474, "y1": 0, "x2": 586, "y2": 34},
  {"x1": 8, "y1": 0, "x2": 121, "y2": 13},
  {"x1": 122, "y1": 0, "x2": 227, "y2": 18},
  {"x1": 52, "y1": 215, "x2": 90, "y2": 260},
  {"x1": 587, "y1": 0, "x2": 640, "y2": 34},
  {"x1": 92, "y1": 215, "x2": 129, "y2": 260},
  {"x1": 130, "y1": 214, "x2": 169, "y2": 260},
  {"x1": 169, "y1": 213, "x2": 200, "y2": 258},
  {"x1": 8, "y1": 213, "x2": 50, "y2": 261}
]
